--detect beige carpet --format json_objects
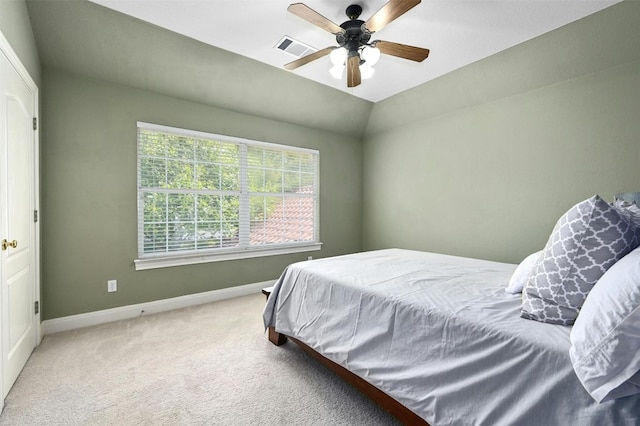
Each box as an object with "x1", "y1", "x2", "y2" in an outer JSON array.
[{"x1": 0, "y1": 293, "x2": 399, "y2": 425}]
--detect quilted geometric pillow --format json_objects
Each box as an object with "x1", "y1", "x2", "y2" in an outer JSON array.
[{"x1": 521, "y1": 195, "x2": 640, "y2": 325}]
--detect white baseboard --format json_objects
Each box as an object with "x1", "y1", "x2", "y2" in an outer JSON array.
[{"x1": 42, "y1": 280, "x2": 276, "y2": 335}]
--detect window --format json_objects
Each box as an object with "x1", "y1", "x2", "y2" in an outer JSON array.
[{"x1": 135, "y1": 122, "x2": 320, "y2": 270}]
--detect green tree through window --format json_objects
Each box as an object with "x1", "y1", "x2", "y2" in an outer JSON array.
[{"x1": 137, "y1": 123, "x2": 319, "y2": 260}]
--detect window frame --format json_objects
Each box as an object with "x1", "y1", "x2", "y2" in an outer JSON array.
[{"x1": 134, "y1": 122, "x2": 321, "y2": 271}]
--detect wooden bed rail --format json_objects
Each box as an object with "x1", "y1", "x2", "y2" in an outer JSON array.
[
  {"x1": 267, "y1": 327, "x2": 430, "y2": 426},
  {"x1": 268, "y1": 326, "x2": 287, "y2": 346}
]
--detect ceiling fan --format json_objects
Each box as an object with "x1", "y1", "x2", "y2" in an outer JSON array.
[{"x1": 285, "y1": 0, "x2": 430, "y2": 88}]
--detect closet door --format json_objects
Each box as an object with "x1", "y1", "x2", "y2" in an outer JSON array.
[{"x1": 0, "y1": 42, "x2": 38, "y2": 400}]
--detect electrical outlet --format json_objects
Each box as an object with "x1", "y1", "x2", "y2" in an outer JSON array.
[
  {"x1": 307, "y1": 256, "x2": 313, "y2": 261},
  {"x1": 107, "y1": 280, "x2": 117, "y2": 292}
]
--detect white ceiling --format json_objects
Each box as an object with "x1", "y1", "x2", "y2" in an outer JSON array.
[{"x1": 88, "y1": 0, "x2": 620, "y2": 103}]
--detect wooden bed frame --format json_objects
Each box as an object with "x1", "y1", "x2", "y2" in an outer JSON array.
[{"x1": 268, "y1": 327, "x2": 430, "y2": 426}]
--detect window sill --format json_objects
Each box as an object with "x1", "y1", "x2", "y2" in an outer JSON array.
[{"x1": 134, "y1": 242, "x2": 323, "y2": 271}]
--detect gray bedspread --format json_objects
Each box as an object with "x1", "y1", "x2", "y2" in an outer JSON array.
[{"x1": 263, "y1": 249, "x2": 640, "y2": 425}]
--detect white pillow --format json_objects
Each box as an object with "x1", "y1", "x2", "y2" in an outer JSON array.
[
  {"x1": 505, "y1": 250, "x2": 541, "y2": 294},
  {"x1": 570, "y1": 246, "x2": 640, "y2": 402}
]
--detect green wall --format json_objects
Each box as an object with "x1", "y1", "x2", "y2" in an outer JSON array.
[
  {"x1": 363, "y1": 2, "x2": 640, "y2": 264},
  {"x1": 41, "y1": 68, "x2": 362, "y2": 319},
  {"x1": 26, "y1": 0, "x2": 372, "y2": 139},
  {"x1": 0, "y1": 0, "x2": 40, "y2": 85}
]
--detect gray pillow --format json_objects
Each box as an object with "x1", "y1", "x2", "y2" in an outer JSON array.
[
  {"x1": 612, "y1": 198, "x2": 640, "y2": 227},
  {"x1": 521, "y1": 195, "x2": 640, "y2": 325}
]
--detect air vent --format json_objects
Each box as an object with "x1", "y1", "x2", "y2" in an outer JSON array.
[{"x1": 275, "y1": 36, "x2": 317, "y2": 58}]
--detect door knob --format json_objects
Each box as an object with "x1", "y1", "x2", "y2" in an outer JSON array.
[{"x1": 1, "y1": 239, "x2": 17, "y2": 251}]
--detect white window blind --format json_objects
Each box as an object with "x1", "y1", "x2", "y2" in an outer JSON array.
[{"x1": 136, "y1": 122, "x2": 320, "y2": 269}]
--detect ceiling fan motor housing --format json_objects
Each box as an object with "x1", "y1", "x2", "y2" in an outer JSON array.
[{"x1": 336, "y1": 19, "x2": 371, "y2": 55}]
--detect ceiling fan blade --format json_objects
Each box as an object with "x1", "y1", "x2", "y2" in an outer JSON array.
[
  {"x1": 287, "y1": 3, "x2": 344, "y2": 34},
  {"x1": 375, "y1": 40, "x2": 430, "y2": 62},
  {"x1": 365, "y1": 0, "x2": 421, "y2": 33},
  {"x1": 285, "y1": 47, "x2": 334, "y2": 70},
  {"x1": 347, "y1": 55, "x2": 361, "y2": 88}
]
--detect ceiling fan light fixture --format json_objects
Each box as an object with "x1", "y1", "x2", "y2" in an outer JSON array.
[
  {"x1": 360, "y1": 63, "x2": 375, "y2": 80},
  {"x1": 361, "y1": 46, "x2": 380, "y2": 66},
  {"x1": 329, "y1": 64, "x2": 345, "y2": 79},
  {"x1": 330, "y1": 47, "x2": 347, "y2": 66}
]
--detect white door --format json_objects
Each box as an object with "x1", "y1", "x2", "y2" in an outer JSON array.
[{"x1": 0, "y1": 40, "x2": 39, "y2": 401}]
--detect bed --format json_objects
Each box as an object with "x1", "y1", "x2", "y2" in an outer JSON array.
[{"x1": 262, "y1": 248, "x2": 640, "y2": 425}]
